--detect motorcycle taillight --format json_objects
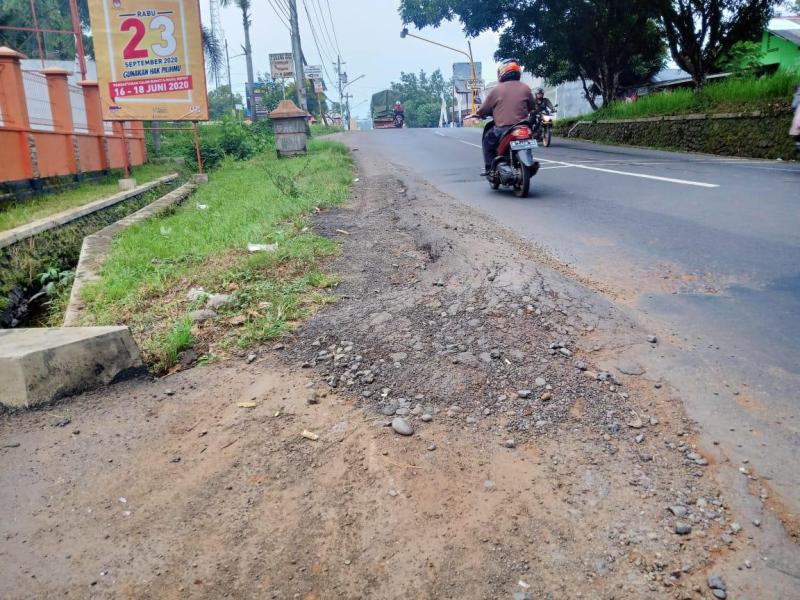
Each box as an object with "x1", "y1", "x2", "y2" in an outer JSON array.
[{"x1": 511, "y1": 127, "x2": 531, "y2": 139}]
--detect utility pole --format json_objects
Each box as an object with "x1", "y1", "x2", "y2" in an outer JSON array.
[
  {"x1": 288, "y1": 0, "x2": 308, "y2": 112},
  {"x1": 334, "y1": 55, "x2": 344, "y2": 127},
  {"x1": 344, "y1": 93, "x2": 353, "y2": 131}
]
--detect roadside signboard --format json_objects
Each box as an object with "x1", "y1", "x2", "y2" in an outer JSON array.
[
  {"x1": 270, "y1": 53, "x2": 294, "y2": 79},
  {"x1": 246, "y1": 82, "x2": 269, "y2": 117},
  {"x1": 305, "y1": 65, "x2": 323, "y2": 80},
  {"x1": 87, "y1": 0, "x2": 209, "y2": 120},
  {"x1": 313, "y1": 80, "x2": 324, "y2": 94}
]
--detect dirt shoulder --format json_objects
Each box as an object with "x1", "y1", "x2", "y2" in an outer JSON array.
[{"x1": 0, "y1": 142, "x2": 789, "y2": 599}]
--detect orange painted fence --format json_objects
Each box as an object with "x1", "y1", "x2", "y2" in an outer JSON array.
[{"x1": 0, "y1": 47, "x2": 146, "y2": 186}]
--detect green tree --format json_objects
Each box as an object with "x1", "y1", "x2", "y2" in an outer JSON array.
[
  {"x1": 255, "y1": 76, "x2": 289, "y2": 113},
  {"x1": 207, "y1": 85, "x2": 242, "y2": 118},
  {"x1": 400, "y1": 0, "x2": 664, "y2": 110},
  {"x1": 201, "y1": 25, "x2": 224, "y2": 88},
  {"x1": 654, "y1": 0, "x2": 780, "y2": 87},
  {"x1": 0, "y1": 0, "x2": 92, "y2": 59},
  {"x1": 286, "y1": 80, "x2": 329, "y2": 118},
  {"x1": 390, "y1": 69, "x2": 453, "y2": 127}
]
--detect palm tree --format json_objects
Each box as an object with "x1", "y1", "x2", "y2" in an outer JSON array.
[
  {"x1": 219, "y1": 0, "x2": 256, "y2": 119},
  {"x1": 201, "y1": 25, "x2": 224, "y2": 89}
]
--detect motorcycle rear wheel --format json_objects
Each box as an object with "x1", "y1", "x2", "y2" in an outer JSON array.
[{"x1": 514, "y1": 164, "x2": 531, "y2": 198}]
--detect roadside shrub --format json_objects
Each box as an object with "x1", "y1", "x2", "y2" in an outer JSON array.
[
  {"x1": 219, "y1": 126, "x2": 256, "y2": 160},
  {"x1": 185, "y1": 139, "x2": 225, "y2": 171}
]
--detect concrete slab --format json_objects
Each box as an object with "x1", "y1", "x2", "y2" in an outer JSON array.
[{"x1": 0, "y1": 327, "x2": 145, "y2": 409}]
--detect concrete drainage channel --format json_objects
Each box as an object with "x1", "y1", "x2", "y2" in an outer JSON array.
[{"x1": 0, "y1": 179, "x2": 199, "y2": 409}]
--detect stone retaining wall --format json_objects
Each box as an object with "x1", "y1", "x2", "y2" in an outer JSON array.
[{"x1": 559, "y1": 111, "x2": 796, "y2": 160}]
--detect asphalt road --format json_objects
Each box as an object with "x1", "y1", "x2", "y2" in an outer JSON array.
[{"x1": 348, "y1": 127, "x2": 800, "y2": 513}]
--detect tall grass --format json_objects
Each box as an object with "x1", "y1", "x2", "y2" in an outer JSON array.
[
  {"x1": 592, "y1": 70, "x2": 799, "y2": 121},
  {"x1": 0, "y1": 162, "x2": 180, "y2": 232},
  {"x1": 83, "y1": 139, "x2": 353, "y2": 371}
]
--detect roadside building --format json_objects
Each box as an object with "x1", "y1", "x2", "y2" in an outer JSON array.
[{"x1": 754, "y1": 16, "x2": 800, "y2": 71}]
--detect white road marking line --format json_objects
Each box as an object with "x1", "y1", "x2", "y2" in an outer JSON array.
[
  {"x1": 459, "y1": 139, "x2": 719, "y2": 187},
  {"x1": 434, "y1": 131, "x2": 446, "y2": 137},
  {"x1": 538, "y1": 165, "x2": 573, "y2": 170}
]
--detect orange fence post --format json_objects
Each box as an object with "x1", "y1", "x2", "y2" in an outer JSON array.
[
  {"x1": 0, "y1": 46, "x2": 35, "y2": 182},
  {"x1": 41, "y1": 67, "x2": 78, "y2": 175},
  {"x1": 78, "y1": 80, "x2": 109, "y2": 171}
]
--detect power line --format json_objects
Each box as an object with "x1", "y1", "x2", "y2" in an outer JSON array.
[
  {"x1": 324, "y1": 0, "x2": 342, "y2": 58},
  {"x1": 266, "y1": 0, "x2": 291, "y2": 30},
  {"x1": 300, "y1": 0, "x2": 335, "y2": 88},
  {"x1": 309, "y1": 0, "x2": 338, "y2": 63},
  {"x1": 272, "y1": 0, "x2": 291, "y2": 21},
  {"x1": 301, "y1": 0, "x2": 335, "y2": 65}
]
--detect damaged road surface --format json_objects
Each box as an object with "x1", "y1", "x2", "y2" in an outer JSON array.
[{"x1": 1, "y1": 141, "x2": 797, "y2": 598}]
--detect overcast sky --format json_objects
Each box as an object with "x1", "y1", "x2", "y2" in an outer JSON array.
[{"x1": 202, "y1": 0, "x2": 502, "y2": 119}]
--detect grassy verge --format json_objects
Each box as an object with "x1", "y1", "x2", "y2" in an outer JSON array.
[
  {"x1": 580, "y1": 71, "x2": 798, "y2": 122},
  {"x1": 311, "y1": 123, "x2": 344, "y2": 136},
  {"x1": 0, "y1": 162, "x2": 180, "y2": 233},
  {"x1": 82, "y1": 139, "x2": 352, "y2": 372}
]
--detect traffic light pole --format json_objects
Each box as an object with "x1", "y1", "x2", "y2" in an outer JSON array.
[{"x1": 400, "y1": 28, "x2": 480, "y2": 113}]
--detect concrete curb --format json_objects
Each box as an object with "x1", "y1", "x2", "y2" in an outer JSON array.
[
  {"x1": 0, "y1": 173, "x2": 178, "y2": 249},
  {"x1": 63, "y1": 181, "x2": 197, "y2": 327},
  {"x1": 0, "y1": 326, "x2": 145, "y2": 409}
]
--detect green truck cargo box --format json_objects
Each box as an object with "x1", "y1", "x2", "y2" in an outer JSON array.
[{"x1": 371, "y1": 90, "x2": 402, "y2": 118}]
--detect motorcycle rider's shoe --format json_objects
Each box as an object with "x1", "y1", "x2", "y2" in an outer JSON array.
[{"x1": 480, "y1": 167, "x2": 490, "y2": 177}]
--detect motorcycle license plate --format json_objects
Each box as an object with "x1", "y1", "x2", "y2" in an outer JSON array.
[{"x1": 511, "y1": 140, "x2": 537, "y2": 150}]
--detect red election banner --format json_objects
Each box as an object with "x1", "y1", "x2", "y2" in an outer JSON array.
[{"x1": 87, "y1": 0, "x2": 209, "y2": 121}]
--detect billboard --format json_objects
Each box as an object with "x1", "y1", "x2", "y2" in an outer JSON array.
[
  {"x1": 270, "y1": 53, "x2": 294, "y2": 79},
  {"x1": 453, "y1": 62, "x2": 483, "y2": 94},
  {"x1": 87, "y1": 0, "x2": 209, "y2": 121},
  {"x1": 246, "y1": 82, "x2": 270, "y2": 118}
]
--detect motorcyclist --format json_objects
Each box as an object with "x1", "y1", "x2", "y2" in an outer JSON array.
[
  {"x1": 469, "y1": 61, "x2": 534, "y2": 176},
  {"x1": 533, "y1": 88, "x2": 556, "y2": 114},
  {"x1": 393, "y1": 100, "x2": 404, "y2": 116}
]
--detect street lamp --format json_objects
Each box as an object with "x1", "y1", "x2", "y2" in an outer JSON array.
[
  {"x1": 400, "y1": 27, "x2": 480, "y2": 113},
  {"x1": 341, "y1": 75, "x2": 365, "y2": 130}
]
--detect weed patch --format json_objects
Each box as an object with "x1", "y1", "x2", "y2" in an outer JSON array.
[{"x1": 82, "y1": 139, "x2": 352, "y2": 371}]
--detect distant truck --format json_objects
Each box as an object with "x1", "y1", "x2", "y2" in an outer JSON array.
[{"x1": 371, "y1": 90, "x2": 405, "y2": 129}]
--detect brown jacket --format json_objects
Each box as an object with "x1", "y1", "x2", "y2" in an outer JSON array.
[{"x1": 476, "y1": 80, "x2": 535, "y2": 127}]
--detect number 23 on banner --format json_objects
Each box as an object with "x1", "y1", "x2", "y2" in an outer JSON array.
[{"x1": 121, "y1": 15, "x2": 176, "y2": 59}]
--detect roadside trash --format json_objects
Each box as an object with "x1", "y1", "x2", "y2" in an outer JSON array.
[
  {"x1": 196, "y1": 204, "x2": 209, "y2": 210},
  {"x1": 186, "y1": 287, "x2": 206, "y2": 302},
  {"x1": 353, "y1": 178, "x2": 360, "y2": 182},
  {"x1": 160, "y1": 226, "x2": 172, "y2": 236},
  {"x1": 248, "y1": 243, "x2": 278, "y2": 253},
  {"x1": 301, "y1": 430, "x2": 319, "y2": 441},
  {"x1": 336, "y1": 229, "x2": 351, "y2": 236},
  {"x1": 237, "y1": 402, "x2": 257, "y2": 409}
]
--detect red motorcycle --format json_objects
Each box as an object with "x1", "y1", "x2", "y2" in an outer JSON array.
[{"x1": 482, "y1": 115, "x2": 541, "y2": 198}]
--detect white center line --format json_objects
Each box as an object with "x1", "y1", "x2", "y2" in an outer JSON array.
[
  {"x1": 457, "y1": 139, "x2": 718, "y2": 188},
  {"x1": 536, "y1": 157, "x2": 719, "y2": 188}
]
